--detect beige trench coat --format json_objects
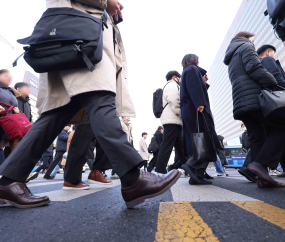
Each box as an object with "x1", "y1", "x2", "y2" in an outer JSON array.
[
  {"x1": 37, "y1": 0, "x2": 136, "y2": 123},
  {"x1": 139, "y1": 137, "x2": 149, "y2": 161}
]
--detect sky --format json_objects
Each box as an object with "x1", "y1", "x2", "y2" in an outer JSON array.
[{"x1": 0, "y1": 0, "x2": 243, "y2": 150}]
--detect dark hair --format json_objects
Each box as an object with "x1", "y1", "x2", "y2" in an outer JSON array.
[
  {"x1": 154, "y1": 126, "x2": 163, "y2": 135},
  {"x1": 257, "y1": 44, "x2": 276, "y2": 56},
  {"x1": 142, "y1": 132, "x2": 148, "y2": 137},
  {"x1": 234, "y1": 31, "x2": 255, "y2": 39},
  {"x1": 14, "y1": 82, "x2": 30, "y2": 90},
  {"x1": 241, "y1": 123, "x2": 244, "y2": 128},
  {"x1": 0, "y1": 69, "x2": 9, "y2": 75},
  {"x1": 182, "y1": 54, "x2": 199, "y2": 68},
  {"x1": 165, "y1": 71, "x2": 181, "y2": 81}
]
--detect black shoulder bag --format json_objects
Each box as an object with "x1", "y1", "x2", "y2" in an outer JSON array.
[
  {"x1": 13, "y1": 8, "x2": 108, "y2": 73},
  {"x1": 191, "y1": 111, "x2": 217, "y2": 162}
]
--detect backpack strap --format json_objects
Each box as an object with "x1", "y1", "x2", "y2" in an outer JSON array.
[{"x1": 161, "y1": 82, "x2": 171, "y2": 110}]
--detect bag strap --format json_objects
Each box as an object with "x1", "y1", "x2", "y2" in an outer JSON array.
[
  {"x1": 74, "y1": 41, "x2": 95, "y2": 72},
  {"x1": 200, "y1": 111, "x2": 217, "y2": 152},
  {"x1": 0, "y1": 102, "x2": 14, "y2": 114}
]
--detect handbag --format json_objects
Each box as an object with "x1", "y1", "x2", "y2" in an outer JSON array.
[
  {"x1": 259, "y1": 85, "x2": 285, "y2": 119},
  {"x1": 191, "y1": 111, "x2": 217, "y2": 162},
  {"x1": 0, "y1": 103, "x2": 32, "y2": 140},
  {"x1": 13, "y1": 8, "x2": 108, "y2": 73}
]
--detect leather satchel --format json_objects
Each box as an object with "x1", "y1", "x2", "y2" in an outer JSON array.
[
  {"x1": 191, "y1": 111, "x2": 217, "y2": 162},
  {"x1": 259, "y1": 85, "x2": 285, "y2": 119}
]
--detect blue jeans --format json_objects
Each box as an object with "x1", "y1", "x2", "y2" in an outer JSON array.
[
  {"x1": 50, "y1": 164, "x2": 60, "y2": 177},
  {"x1": 214, "y1": 155, "x2": 224, "y2": 173}
]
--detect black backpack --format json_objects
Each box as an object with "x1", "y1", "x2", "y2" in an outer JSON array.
[
  {"x1": 13, "y1": 8, "x2": 108, "y2": 73},
  {"x1": 148, "y1": 136, "x2": 159, "y2": 153},
  {"x1": 152, "y1": 83, "x2": 170, "y2": 118}
]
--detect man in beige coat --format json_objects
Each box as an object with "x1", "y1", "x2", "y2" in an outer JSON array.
[
  {"x1": 139, "y1": 133, "x2": 149, "y2": 170},
  {"x1": 0, "y1": 0, "x2": 180, "y2": 209}
]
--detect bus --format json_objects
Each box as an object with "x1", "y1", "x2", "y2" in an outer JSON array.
[{"x1": 224, "y1": 145, "x2": 247, "y2": 168}]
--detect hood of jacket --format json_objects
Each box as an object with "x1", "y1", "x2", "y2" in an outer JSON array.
[{"x1": 224, "y1": 37, "x2": 253, "y2": 66}]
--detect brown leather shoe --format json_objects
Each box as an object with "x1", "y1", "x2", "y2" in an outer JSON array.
[
  {"x1": 257, "y1": 178, "x2": 285, "y2": 188},
  {"x1": 248, "y1": 162, "x2": 285, "y2": 188},
  {"x1": 0, "y1": 182, "x2": 50, "y2": 208},
  {"x1": 121, "y1": 170, "x2": 181, "y2": 208},
  {"x1": 63, "y1": 181, "x2": 90, "y2": 190},
  {"x1": 87, "y1": 170, "x2": 113, "y2": 185}
]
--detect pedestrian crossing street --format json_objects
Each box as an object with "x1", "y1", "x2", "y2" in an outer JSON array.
[{"x1": 25, "y1": 170, "x2": 285, "y2": 242}]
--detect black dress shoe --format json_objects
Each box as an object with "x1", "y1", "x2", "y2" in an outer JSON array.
[
  {"x1": 182, "y1": 164, "x2": 201, "y2": 184},
  {"x1": 0, "y1": 182, "x2": 50, "y2": 208},
  {"x1": 204, "y1": 171, "x2": 214, "y2": 180},
  {"x1": 189, "y1": 178, "x2": 212, "y2": 185},
  {"x1": 44, "y1": 174, "x2": 55, "y2": 180},
  {"x1": 277, "y1": 172, "x2": 285, "y2": 178},
  {"x1": 238, "y1": 166, "x2": 257, "y2": 183},
  {"x1": 248, "y1": 162, "x2": 285, "y2": 188}
]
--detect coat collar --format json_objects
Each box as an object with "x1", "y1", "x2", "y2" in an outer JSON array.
[{"x1": 0, "y1": 83, "x2": 16, "y2": 96}]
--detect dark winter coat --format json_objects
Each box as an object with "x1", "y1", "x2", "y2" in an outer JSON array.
[
  {"x1": 180, "y1": 65, "x2": 223, "y2": 158},
  {"x1": 260, "y1": 56, "x2": 285, "y2": 88},
  {"x1": 17, "y1": 96, "x2": 32, "y2": 122},
  {"x1": 224, "y1": 37, "x2": 277, "y2": 120},
  {"x1": 43, "y1": 143, "x2": 54, "y2": 157},
  {"x1": 56, "y1": 129, "x2": 69, "y2": 152},
  {"x1": 0, "y1": 83, "x2": 18, "y2": 114},
  {"x1": 241, "y1": 131, "x2": 251, "y2": 150}
]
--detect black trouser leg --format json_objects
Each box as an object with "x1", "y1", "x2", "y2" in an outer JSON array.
[
  {"x1": 64, "y1": 123, "x2": 93, "y2": 184},
  {"x1": 173, "y1": 127, "x2": 187, "y2": 165},
  {"x1": 45, "y1": 151, "x2": 65, "y2": 176},
  {"x1": 147, "y1": 150, "x2": 159, "y2": 172},
  {"x1": 77, "y1": 91, "x2": 143, "y2": 177},
  {"x1": 0, "y1": 100, "x2": 81, "y2": 182},
  {"x1": 155, "y1": 124, "x2": 182, "y2": 173},
  {"x1": 35, "y1": 156, "x2": 53, "y2": 173},
  {"x1": 92, "y1": 141, "x2": 113, "y2": 171},
  {"x1": 243, "y1": 149, "x2": 252, "y2": 167},
  {"x1": 241, "y1": 112, "x2": 266, "y2": 162},
  {"x1": 255, "y1": 122, "x2": 285, "y2": 169}
]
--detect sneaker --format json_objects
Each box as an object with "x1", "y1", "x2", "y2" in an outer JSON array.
[
  {"x1": 111, "y1": 173, "x2": 120, "y2": 179},
  {"x1": 216, "y1": 173, "x2": 226, "y2": 178},
  {"x1": 271, "y1": 170, "x2": 281, "y2": 176},
  {"x1": 63, "y1": 181, "x2": 90, "y2": 190},
  {"x1": 26, "y1": 172, "x2": 39, "y2": 183},
  {"x1": 88, "y1": 170, "x2": 113, "y2": 185}
]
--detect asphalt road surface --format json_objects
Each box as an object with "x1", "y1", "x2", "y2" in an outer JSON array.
[{"x1": 1, "y1": 169, "x2": 285, "y2": 242}]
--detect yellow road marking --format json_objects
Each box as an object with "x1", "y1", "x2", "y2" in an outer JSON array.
[
  {"x1": 155, "y1": 202, "x2": 219, "y2": 242},
  {"x1": 232, "y1": 202, "x2": 285, "y2": 230}
]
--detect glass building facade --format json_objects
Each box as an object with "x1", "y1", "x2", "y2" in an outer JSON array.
[{"x1": 208, "y1": 0, "x2": 285, "y2": 145}]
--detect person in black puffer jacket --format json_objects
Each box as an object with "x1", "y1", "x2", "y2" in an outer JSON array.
[
  {"x1": 224, "y1": 31, "x2": 285, "y2": 188},
  {"x1": 147, "y1": 126, "x2": 163, "y2": 172}
]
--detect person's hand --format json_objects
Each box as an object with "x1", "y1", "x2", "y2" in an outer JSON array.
[
  {"x1": 13, "y1": 107, "x2": 20, "y2": 114},
  {"x1": 106, "y1": 0, "x2": 124, "y2": 21},
  {"x1": 0, "y1": 105, "x2": 5, "y2": 113},
  {"x1": 197, "y1": 106, "x2": 204, "y2": 113},
  {"x1": 203, "y1": 75, "x2": 208, "y2": 83}
]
